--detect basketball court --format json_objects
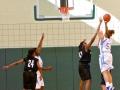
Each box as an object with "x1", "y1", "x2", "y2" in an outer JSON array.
[{"x1": 34, "y1": 0, "x2": 95, "y2": 21}]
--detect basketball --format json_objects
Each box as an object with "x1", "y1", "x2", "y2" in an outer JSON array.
[{"x1": 103, "y1": 14, "x2": 111, "y2": 22}]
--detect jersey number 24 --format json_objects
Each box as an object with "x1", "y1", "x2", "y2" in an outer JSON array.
[{"x1": 28, "y1": 60, "x2": 34, "y2": 68}]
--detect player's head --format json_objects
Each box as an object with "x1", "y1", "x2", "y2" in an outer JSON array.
[
  {"x1": 105, "y1": 30, "x2": 115, "y2": 38},
  {"x1": 33, "y1": 48, "x2": 40, "y2": 56},
  {"x1": 28, "y1": 49, "x2": 35, "y2": 55},
  {"x1": 27, "y1": 49, "x2": 35, "y2": 59},
  {"x1": 78, "y1": 39, "x2": 87, "y2": 51}
]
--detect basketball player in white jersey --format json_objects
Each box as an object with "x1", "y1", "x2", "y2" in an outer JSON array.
[
  {"x1": 97, "y1": 19, "x2": 115, "y2": 90},
  {"x1": 34, "y1": 33, "x2": 52, "y2": 90}
]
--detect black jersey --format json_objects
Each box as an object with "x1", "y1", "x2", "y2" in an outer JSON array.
[
  {"x1": 24, "y1": 57, "x2": 38, "y2": 72},
  {"x1": 79, "y1": 47, "x2": 91, "y2": 63}
]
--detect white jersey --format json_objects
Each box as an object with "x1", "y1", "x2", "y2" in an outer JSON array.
[
  {"x1": 34, "y1": 56, "x2": 43, "y2": 75},
  {"x1": 99, "y1": 37, "x2": 114, "y2": 72},
  {"x1": 99, "y1": 37, "x2": 112, "y2": 54}
]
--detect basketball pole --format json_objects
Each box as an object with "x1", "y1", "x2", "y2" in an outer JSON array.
[
  {"x1": 91, "y1": 0, "x2": 93, "y2": 10},
  {"x1": 55, "y1": 0, "x2": 58, "y2": 10},
  {"x1": 72, "y1": 0, "x2": 74, "y2": 9},
  {"x1": 36, "y1": 0, "x2": 39, "y2": 18}
]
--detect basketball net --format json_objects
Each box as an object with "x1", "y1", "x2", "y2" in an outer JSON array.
[
  {"x1": 58, "y1": 7, "x2": 73, "y2": 22},
  {"x1": 61, "y1": 13, "x2": 70, "y2": 22}
]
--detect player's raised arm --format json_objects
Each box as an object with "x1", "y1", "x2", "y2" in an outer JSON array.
[
  {"x1": 97, "y1": 38, "x2": 100, "y2": 49},
  {"x1": 3, "y1": 59, "x2": 24, "y2": 69},
  {"x1": 85, "y1": 18, "x2": 102, "y2": 51},
  {"x1": 37, "y1": 33, "x2": 44, "y2": 53},
  {"x1": 97, "y1": 30, "x2": 104, "y2": 41},
  {"x1": 104, "y1": 21, "x2": 109, "y2": 35},
  {"x1": 103, "y1": 14, "x2": 111, "y2": 35}
]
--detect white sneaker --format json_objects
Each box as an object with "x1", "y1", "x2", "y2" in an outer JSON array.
[
  {"x1": 106, "y1": 86, "x2": 112, "y2": 90},
  {"x1": 111, "y1": 87, "x2": 115, "y2": 90}
]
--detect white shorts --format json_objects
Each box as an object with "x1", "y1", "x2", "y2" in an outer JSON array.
[
  {"x1": 35, "y1": 72, "x2": 44, "y2": 89},
  {"x1": 99, "y1": 52, "x2": 114, "y2": 73}
]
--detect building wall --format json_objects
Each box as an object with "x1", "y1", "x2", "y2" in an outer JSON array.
[
  {"x1": 0, "y1": 0, "x2": 119, "y2": 48},
  {"x1": 0, "y1": 46, "x2": 120, "y2": 90}
]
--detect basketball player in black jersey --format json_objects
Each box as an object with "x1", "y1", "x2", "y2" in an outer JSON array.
[
  {"x1": 78, "y1": 18, "x2": 102, "y2": 90},
  {"x1": 3, "y1": 49, "x2": 42, "y2": 90}
]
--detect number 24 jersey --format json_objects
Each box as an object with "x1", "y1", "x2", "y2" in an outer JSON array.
[{"x1": 24, "y1": 57, "x2": 38, "y2": 72}]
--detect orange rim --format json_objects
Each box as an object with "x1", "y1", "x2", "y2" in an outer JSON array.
[{"x1": 58, "y1": 7, "x2": 73, "y2": 14}]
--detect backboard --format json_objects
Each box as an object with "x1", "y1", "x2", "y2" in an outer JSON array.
[{"x1": 34, "y1": 0, "x2": 95, "y2": 21}]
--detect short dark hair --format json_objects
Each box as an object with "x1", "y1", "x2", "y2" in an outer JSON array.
[
  {"x1": 27, "y1": 49, "x2": 35, "y2": 59},
  {"x1": 28, "y1": 49, "x2": 35, "y2": 55}
]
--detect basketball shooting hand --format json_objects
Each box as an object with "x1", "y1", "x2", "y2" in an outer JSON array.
[
  {"x1": 99, "y1": 16, "x2": 103, "y2": 23},
  {"x1": 3, "y1": 66, "x2": 9, "y2": 69},
  {"x1": 47, "y1": 66, "x2": 52, "y2": 70},
  {"x1": 104, "y1": 20, "x2": 108, "y2": 24}
]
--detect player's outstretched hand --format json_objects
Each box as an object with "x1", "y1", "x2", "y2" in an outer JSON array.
[
  {"x1": 48, "y1": 66, "x2": 52, "y2": 70},
  {"x1": 99, "y1": 16, "x2": 103, "y2": 23},
  {"x1": 83, "y1": 39, "x2": 86, "y2": 42},
  {"x1": 3, "y1": 66, "x2": 9, "y2": 69},
  {"x1": 42, "y1": 33, "x2": 44, "y2": 39}
]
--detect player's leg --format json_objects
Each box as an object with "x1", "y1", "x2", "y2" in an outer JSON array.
[
  {"x1": 108, "y1": 70, "x2": 112, "y2": 86},
  {"x1": 79, "y1": 64, "x2": 91, "y2": 90},
  {"x1": 23, "y1": 71, "x2": 30, "y2": 90},
  {"x1": 108, "y1": 54, "x2": 115, "y2": 89},
  {"x1": 81, "y1": 64, "x2": 91, "y2": 90},
  {"x1": 101, "y1": 74, "x2": 106, "y2": 90},
  {"x1": 40, "y1": 78, "x2": 44, "y2": 90},
  {"x1": 40, "y1": 86, "x2": 44, "y2": 90},
  {"x1": 108, "y1": 54, "x2": 114, "y2": 88},
  {"x1": 108, "y1": 70, "x2": 115, "y2": 90},
  {"x1": 102, "y1": 70, "x2": 113, "y2": 90},
  {"x1": 102, "y1": 70, "x2": 115, "y2": 90},
  {"x1": 101, "y1": 84, "x2": 106, "y2": 90},
  {"x1": 23, "y1": 89, "x2": 27, "y2": 90},
  {"x1": 85, "y1": 79, "x2": 91, "y2": 90},
  {"x1": 30, "y1": 72, "x2": 37, "y2": 90},
  {"x1": 102, "y1": 71, "x2": 109, "y2": 84},
  {"x1": 101, "y1": 53, "x2": 114, "y2": 90},
  {"x1": 101, "y1": 54, "x2": 110, "y2": 84},
  {"x1": 109, "y1": 54, "x2": 115, "y2": 89},
  {"x1": 99, "y1": 56, "x2": 106, "y2": 90},
  {"x1": 79, "y1": 80, "x2": 85, "y2": 90},
  {"x1": 35, "y1": 74, "x2": 41, "y2": 90},
  {"x1": 85, "y1": 68, "x2": 91, "y2": 90},
  {"x1": 78, "y1": 64, "x2": 86, "y2": 90}
]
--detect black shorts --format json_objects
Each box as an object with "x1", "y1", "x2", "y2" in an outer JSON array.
[
  {"x1": 78, "y1": 63, "x2": 91, "y2": 80},
  {"x1": 23, "y1": 71, "x2": 37, "y2": 90}
]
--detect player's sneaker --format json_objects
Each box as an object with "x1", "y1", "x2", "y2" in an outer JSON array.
[
  {"x1": 106, "y1": 86, "x2": 112, "y2": 90},
  {"x1": 111, "y1": 87, "x2": 115, "y2": 90}
]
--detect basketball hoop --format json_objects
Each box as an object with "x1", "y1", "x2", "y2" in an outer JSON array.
[{"x1": 58, "y1": 7, "x2": 73, "y2": 22}]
